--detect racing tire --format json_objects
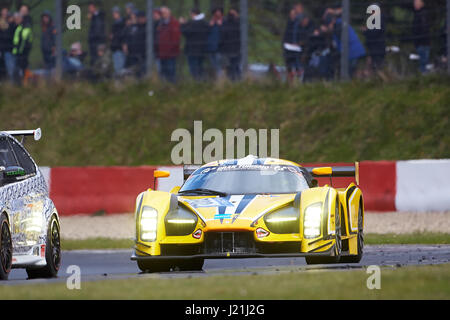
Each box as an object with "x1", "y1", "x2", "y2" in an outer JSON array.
[
  {"x1": 305, "y1": 200, "x2": 341, "y2": 265},
  {"x1": 26, "y1": 215, "x2": 61, "y2": 279},
  {"x1": 340, "y1": 205, "x2": 364, "y2": 264},
  {"x1": 0, "y1": 214, "x2": 12, "y2": 281}
]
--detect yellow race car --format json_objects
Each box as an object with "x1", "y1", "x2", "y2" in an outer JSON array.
[{"x1": 132, "y1": 156, "x2": 364, "y2": 272}]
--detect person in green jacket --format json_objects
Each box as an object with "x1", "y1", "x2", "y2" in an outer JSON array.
[{"x1": 12, "y1": 13, "x2": 32, "y2": 80}]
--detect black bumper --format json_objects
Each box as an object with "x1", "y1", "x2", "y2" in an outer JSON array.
[{"x1": 131, "y1": 245, "x2": 335, "y2": 261}]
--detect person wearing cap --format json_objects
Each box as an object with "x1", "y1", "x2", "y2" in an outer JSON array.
[
  {"x1": 110, "y1": 6, "x2": 125, "y2": 76},
  {"x1": 180, "y1": 8, "x2": 208, "y2": 81},
  {"x1": 88, "y1": 1, "x2": 106, "y2": 66},
  {"x1": 40, "y1": 11, "x2": 56, "y2": 72},
  {"x1": 70, "y1": 42, "x2": 83, "y2": 56},
  {"x1": 0, "y1": 7, "x2": 16, "y2": 81},
  {"x1": 125, "y1": 3, "x2": 136, "y2": 20},
  {"x1": 63, "y1": 41, "x2": 86, "y2": 75}
]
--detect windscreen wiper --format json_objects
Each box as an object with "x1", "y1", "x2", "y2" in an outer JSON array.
[{"x1": 178, "y1": 188, "x2": 228, "y2": 197}]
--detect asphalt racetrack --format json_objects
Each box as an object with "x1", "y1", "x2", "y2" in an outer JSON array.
[{"x1": 4, "y1": 245, "x2": 450, "y2": 285}]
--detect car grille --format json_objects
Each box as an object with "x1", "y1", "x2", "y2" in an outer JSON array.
[
  {"x1": 160, "y1": 232, "x2": 302, "y2": 257},
  {"x1": 203, "y1": 232, "x2": 256, "y2": 255}
]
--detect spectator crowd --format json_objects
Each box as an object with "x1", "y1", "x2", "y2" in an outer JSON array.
[
  {"x1": 0, "y1": 1, "x2": 241, "y2": 84},
  {"x1": 281, "y1": 0, "x2": 443, "y2": 82},
  {"x1": 0, "y1": 0, "x2": 447, "y2": 85}
]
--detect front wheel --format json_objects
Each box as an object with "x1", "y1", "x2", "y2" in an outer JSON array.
[
  {"x1": 306, "y1": 201, "x2": 341, "y2": 265},
  {"x1": 0, "y1": 214, "x2": 12, "y2": 280},
  {"x1": 27, "y1": 215, "x2": 61, "y2": 279}
]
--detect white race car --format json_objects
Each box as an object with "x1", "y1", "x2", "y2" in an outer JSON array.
[{"x1": 0, "y1": 129, "x2": 61, "y2": 280}]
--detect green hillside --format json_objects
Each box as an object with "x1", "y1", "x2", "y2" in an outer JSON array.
[{"x1": 1, "y1": 76, "x2": 449, "y2": 166}]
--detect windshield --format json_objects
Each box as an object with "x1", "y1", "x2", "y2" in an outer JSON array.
[{"x1": 180, "y1": 165, "x2": 310, "y2": 195}]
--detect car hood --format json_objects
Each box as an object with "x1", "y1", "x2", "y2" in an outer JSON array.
[{"x1": 178, "y1": 194, "x2": 296, "y2": 232}]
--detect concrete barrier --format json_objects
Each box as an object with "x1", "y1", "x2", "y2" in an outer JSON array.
[
  {"x1": 359, "y1": 161, "x2": 396, "y2": 212},
  {"x1": 396, "y1": 160, "x2": 450, "y2": 212},
  {"x1": 49, "y1": 166, "x2": 156, "y2": 215},
  {"x1": 302, "y1": 161, "x2": 396, "y2": 211}
]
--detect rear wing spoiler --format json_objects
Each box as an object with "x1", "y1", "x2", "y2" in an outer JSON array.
[
  {"x1": 3, "y1": 128, "x2": 42, "y2": 142},
  {"x1": 305, "y1": 162, "x2": 359, "y2": 185}
]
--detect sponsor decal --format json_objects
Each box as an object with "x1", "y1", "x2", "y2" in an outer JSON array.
[
  {"x1": 217, "y1": 195, "x2": 257, "y2": 224},
  {"x1": 214, "y1": 214, "x2": 232, "y2": 220},
  {"x1": 184, "y1": 197, "x2": 234, "y2": 208},
  {"x1": 214, "y1": 164, "x2": 301, "y2": 173},
  {"x1": 6, "y1": 168, "x2": 25, "y2": 176}
]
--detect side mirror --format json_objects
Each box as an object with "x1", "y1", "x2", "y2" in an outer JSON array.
[
  {"x1": 312, "y1": 167, "x2": 332, "y2": 176},
  {"x1": 154, "y1": 170, "x2": 170, "y2": 179},
  {"x1": 2, "y1": 166, "x2": 25, "y2": 183}
]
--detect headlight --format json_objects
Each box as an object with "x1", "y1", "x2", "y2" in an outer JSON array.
[
  {"x1": 22, "y1": 211, "x2": 44, "y2": 246},
  {"x1": 303, "y1": 202, "x2": 322, "y2": 239},
  {"x1": 264, "y1": 206, "x2": 300, "y2": 234},
  {"x1": 166, "y1": 219, "x2": 197, "y2": 224},
  {"x1": 24, "y1": 212, "x2": 43, "y2": 233},
  {"x1": 140, "y1": 206, "x2": 158, "y2": 241},
  {"x1": 165, "y1": 206, "x2": 198, "y2": 236}
]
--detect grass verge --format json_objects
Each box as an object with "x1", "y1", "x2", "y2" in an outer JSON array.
[
  {"x1": 365, "y1": 232, "x2": 450, "y2": 245},
  {"x1": 62, "y1": 233, "x2": 450, "y2": 251},
  {"x1": 1, "y1": 264, "x2": 449, "y2": 299},
  {"x1": 2, "y1": 76, "x2": 449, "y2": 166}
]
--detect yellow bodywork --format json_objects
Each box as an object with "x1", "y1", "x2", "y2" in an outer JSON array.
[{"x1": 134, "y1": 158, "x2": 364, "y2": 260}]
